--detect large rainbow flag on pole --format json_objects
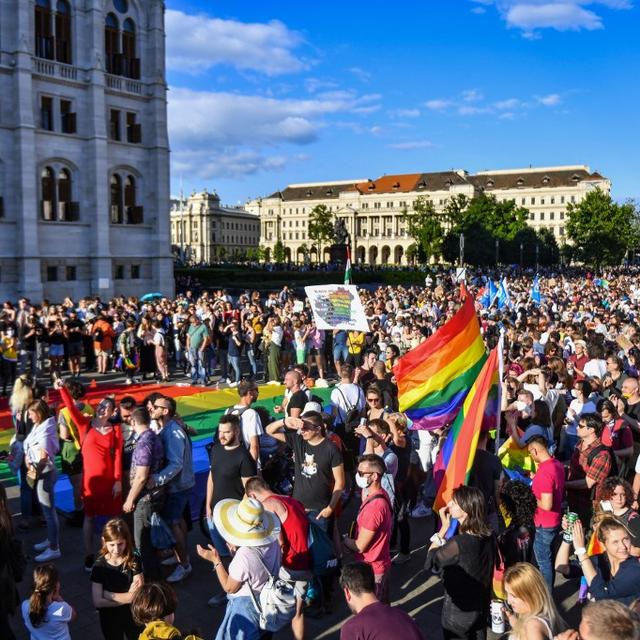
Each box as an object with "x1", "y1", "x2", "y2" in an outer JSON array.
[
  {"x1": 394, "y1": 285, "x2": 486, "y2": 430},
  {"x1": 433, "y1": 345, "x2": 500, "y2": 511}
]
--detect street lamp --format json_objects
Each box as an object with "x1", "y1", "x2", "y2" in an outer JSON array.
[
  {"x1": 520, "y1": 242, "x2": 524, "y2": 268},
  {"x1": 535, "y1": 243, "x2": 540, "y2": 271}
]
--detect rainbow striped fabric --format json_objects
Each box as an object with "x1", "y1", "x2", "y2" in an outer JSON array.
[
  {"x1": 394, "y1": 286, "x2": 486, "y2": 430},
  {"x1": 433, "y1": 346, "x2": 500, "y2": 511}
]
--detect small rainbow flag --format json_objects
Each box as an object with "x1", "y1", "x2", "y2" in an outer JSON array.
[
  {"x1": 394, "y1": 285, "x2": 486, "y2": 430},
  {"x1": 433, "y1": 346, "x2": 500, "y2": 511}
]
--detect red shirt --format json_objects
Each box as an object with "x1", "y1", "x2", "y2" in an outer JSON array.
[
  {"x1": 601, "y1": 419, "x2": 633, "y2": 451},
  {"x1": 531, "y1": 457, "x2": 565, "y2": 528},
  {"x1": 355, "y1": 490, "x2": 393, "y2": 576},
  {"x1": 269, "y1": 495, "x2": 311, "y2": 572}
]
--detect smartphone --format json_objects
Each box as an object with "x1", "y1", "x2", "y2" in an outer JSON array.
[{"x1": 600, "y1": 500, "x2": 613, "y2": 513}]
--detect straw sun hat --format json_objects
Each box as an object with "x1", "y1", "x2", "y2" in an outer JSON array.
[{"x1": 213, "y1": 496, "x2": 280, "y2": 548}]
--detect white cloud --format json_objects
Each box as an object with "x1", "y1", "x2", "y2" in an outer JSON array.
[
  {"x1": 424, "y1": 99, "x2": 452, "y2": 110},
  {"x1": 389, "y1": 140, "x2": 435, "y2": 150},
  {"x1": 494, "y1": 98, "x2": 523, "y2": 109},
  {"x1": 165, "y1": 9, "x2": 309, "y2": 76},
  {"x1": 348, "y1": 67, "x2": 373, "y2": 82},
  {"x1": 473, "y1": 1, "x2": 633, "y2": 35},
  {"x1": 537, "y1": 93, "x2": 562, "y2": 105},
  {"x1": 168, "y1": 88, "x2": 382, "y2": 179},
  {"x1": 458, "y1": 105, "x2": 490, "y2": 115},
  {"x1": 304, "y1": 78, "x2": 339, "y2": 94},
  {"x1": 390, "y1": 108, "x2": 421, "y2": 118},
  {"x1": 462, "y1": 89, "x2": 484, "y2": 102}
]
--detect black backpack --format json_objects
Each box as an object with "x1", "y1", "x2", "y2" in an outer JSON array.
[{"x1": 336, "y1": 387, "x2": 363, "y2": 433}]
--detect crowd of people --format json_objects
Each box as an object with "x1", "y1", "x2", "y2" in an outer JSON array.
[{"x1": 3, "y1": 267, "x2": 640, "y2": 639}]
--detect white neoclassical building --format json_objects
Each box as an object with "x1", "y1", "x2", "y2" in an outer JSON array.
[
  {"x1": 0, "y1": 0, "x2": 173, "y2": 301},
  {"x1": 170, "y1": 190, "x2": 260, "y2": 264},
  {"x1": 247, "y1": 165, "x2": 610, "y2": 265}
]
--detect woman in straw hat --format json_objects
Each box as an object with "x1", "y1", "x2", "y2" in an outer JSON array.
[{"x1": 197, "y1": 496, "x2": 281, "y2": 640}]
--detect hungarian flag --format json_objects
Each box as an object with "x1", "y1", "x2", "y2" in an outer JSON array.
[{"x1": 344, "y1": 247, "x2": 352, "y2": 285}]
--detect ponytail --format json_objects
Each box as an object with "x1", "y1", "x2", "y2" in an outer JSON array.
[{"x1": 29, "y1": 564, "x2": 59, "y2": 627}]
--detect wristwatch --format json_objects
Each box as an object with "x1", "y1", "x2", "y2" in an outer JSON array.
[{"x1": 430, "y1": 533, "x2": 445, "y2": 546}]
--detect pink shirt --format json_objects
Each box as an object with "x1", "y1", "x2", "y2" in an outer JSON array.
[
  {"x1": 532, "y1": 457, "x2": 565, "y2": 528},
  {"x1": 355, "y1": 490, "x2": 393, "y2": 575}
]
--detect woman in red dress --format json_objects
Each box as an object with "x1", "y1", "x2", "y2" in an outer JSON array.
[{"x1": 57, "y1": 381, "x2": 123, "y2": 571}]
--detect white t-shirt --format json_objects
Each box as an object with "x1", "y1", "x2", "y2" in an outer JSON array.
[
  {"x1": 330, "y1": 383, "x2": 365, "y2": 423},
  {"x1": 22, "y1": 599, "x2": 73, "y2": 640},
  {"x1": 228, "y1": 539, "x2": 282, "y2": 598},
  {"x1": 232, "y1": 405, "x2": 264, "y2": 450}
]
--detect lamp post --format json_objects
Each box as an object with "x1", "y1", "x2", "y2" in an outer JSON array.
[
  {"x1": 459, "y1": 233, "x2": 464, "y2": 267},
  {"x1": 520, "y1": 242, "x2": 524, "y2": 268},
  {"x1": 535, "y1": 243, "x2": 540, "y2": 271}
]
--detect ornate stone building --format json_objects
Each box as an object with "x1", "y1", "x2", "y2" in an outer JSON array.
[
  {"x1": 0, "y1": 0, "x2": 173, "y2": 300},
  {"x1": 247, "y1": 165, "x2": 610, "y2": 265},
  {"x1": 170, "y1": 190, "x2": 260, "y2": 264}
]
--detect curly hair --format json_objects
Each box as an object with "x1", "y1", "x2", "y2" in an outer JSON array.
[{"x1": 500, "y1": 480, "x2": 537, "y2": 528}]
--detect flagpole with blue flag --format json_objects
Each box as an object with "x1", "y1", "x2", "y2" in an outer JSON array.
[{"x1": 530, "y1": 274, "x2": 542, "y2": 305}]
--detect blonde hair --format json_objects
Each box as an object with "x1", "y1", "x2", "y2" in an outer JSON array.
[
  {"x1": 9, "y1": 375, "x2": 33, "y2": 413},
  {"x1": 29, "y1": 564, "x2": 59, "y2": 628},
  {"x1": 504, "y1": 563, "x2": 564, "y2": 640},
  {"x1": 98, "y1": 518, "x2": 137, "y2": 571}
]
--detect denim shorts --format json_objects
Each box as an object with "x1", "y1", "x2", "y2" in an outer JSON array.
[
  {"x1": 207, "y1": 516, "x2": 231, "y2": 557},
  {"x1": 49, "y1": 344, "x2": 64, "y2": 358},
  {"x1": 162, "y1": 488, "x2": 191, "y2": 524},
  {"x1": 333, "y1": 345, "x2": 349, "y2": 363}
]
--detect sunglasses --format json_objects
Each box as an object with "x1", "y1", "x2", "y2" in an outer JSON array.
[{"x1": 367, "y1": 397, "x2": 380, "y2": 402}]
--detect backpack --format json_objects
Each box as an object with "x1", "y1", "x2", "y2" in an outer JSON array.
[
  {"x1": 587, "y1": 443, "x2": 619, "y2": 499},
  {"x1": 247, "y1": 549, "x2": 297, "y2": 632},
  {"x1": 336, "y1": 386, "x2": 363, "y2": 432},
  {"x1": 307, "y1": 520, "x2": 339, "y2": 577}
]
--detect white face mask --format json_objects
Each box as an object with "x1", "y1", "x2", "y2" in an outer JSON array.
[
  {"x1": 515, "y1": 401, "x2": 532, "y2": 416},
  {"x1": 355, "y1": 473, "x2": 370, "y2": 489}
]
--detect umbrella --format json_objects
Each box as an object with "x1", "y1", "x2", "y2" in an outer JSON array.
[{"x1": 140, "y1": 292, "x2": 164, "y2": 302}]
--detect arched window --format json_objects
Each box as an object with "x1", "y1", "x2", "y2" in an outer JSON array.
[
  {"x1": 122, "y1": 19, "x2": 139, "y2": 79},
  {"x1": 57, "y1": 169, "x2": 72, "y2": 220},
  {"x1": 110, "y1": 174, "x2": 123, "y2": 224},
  {"x1": 105, "y1": 13, "x2": 120, "y2": 75},
  {"x1": 35, "y1": 0, "x2": 54, "y2": 60},
  {"x1": 55, "y1": 0, "x2": 72, "y2": 64},
  {"x1": 41, "y1": 167, "x2": 56, "y2": 220}
]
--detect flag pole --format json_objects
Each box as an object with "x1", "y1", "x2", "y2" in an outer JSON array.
[{"x1": 495, "y1": 327, "x2": 505, "y2": 455}]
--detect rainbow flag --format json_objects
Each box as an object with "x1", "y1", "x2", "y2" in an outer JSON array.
[
  {"x1": 394, "y1": 285, "x2": 486, "y2": 430},
  {"x1": 433, "y1": 346, "x2": 500, "y2": 511}
]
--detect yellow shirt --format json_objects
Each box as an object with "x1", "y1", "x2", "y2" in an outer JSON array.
[{"x1": 347, "y1": 331, "x2": 365, "y2": 355}]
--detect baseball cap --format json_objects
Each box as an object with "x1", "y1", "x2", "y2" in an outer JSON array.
[{"x1": 522, "y1": 424, "x2": 552, "y2": 445}]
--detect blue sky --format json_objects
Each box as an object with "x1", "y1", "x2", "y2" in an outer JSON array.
[{"x1": 165, "y1": 0, "x2": 639, "y2": 205}]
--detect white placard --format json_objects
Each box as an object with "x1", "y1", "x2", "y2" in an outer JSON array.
[{"x1": 304, "y1": 284, "x2": 369, "y2": 332}]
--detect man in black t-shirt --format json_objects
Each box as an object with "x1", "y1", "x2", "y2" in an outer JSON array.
[
  {"x1": 276, "y1": 370, "x2": 307, "y2": 418},
  {"x1": 468, "y1": 431, "x2": 503, "y2": 532},
  {"x1": 205, "y1": 413, "x2": 257, "y2": 606},
  {"x1": 266, "y1": 410, "x2": 344, "y2": 535},
  {"x1": 64, "y1": 310, "x2": 85, "y2": 376}
]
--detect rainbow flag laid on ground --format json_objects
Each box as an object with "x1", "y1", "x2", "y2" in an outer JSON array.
[
  {"x1": 394, "y1": 285, "x2": 486, "y2": 430},
  {"x1": 433, "y1": 346, "x2": 500, "y2": 511}
]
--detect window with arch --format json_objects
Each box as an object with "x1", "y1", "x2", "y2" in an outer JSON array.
[
  {"x1": 35, "y1": 0, "x2": 72, "y2": 63},
  {"x1": 105, "y1": 8, "x2": 140, "y2": 79},
  {"x1": 110, "y1": 172, "x2": 143, "y2": 224},
  {"x1": 41, "y1": 165, "x2": 79, "y2": 222}
]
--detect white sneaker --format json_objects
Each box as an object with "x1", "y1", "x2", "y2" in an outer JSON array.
[
  {"x1": 166, "y1": 562, "x2": 192, "y2": 583},
  {"x1": 410, "y1": 504, "x2": 433, "y2": 518},
  {"x1": 228, "y1": 381, "x2": 238, "y2": 388},
  {"x1": 34, "y1": 539, "x2": 50, "y2": 552},
  {"x1": 392, "y1": 552, "x2": 411, "y2": 565},
  {"x1": 35, "y1": 547, "x2": 61, "y2": 562},
  {"x1": 207, "y1": 593, "x2": 228, "y2": 607},
  {"x1": 266, "y1": 380, "x2": 280, "y2": 385},
  {"x1": 161, "y1": 555, "x2": 179, "y2": 567}
]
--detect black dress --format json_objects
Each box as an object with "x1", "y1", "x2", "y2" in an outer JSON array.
[{"x1": 425, "y1": 533, "x2": 494, "y2": 640}]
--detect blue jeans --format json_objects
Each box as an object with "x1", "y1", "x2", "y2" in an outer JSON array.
[
  {"x1": 228, "y1": 355, "x2": 241, "y2": 383},
  {"x1": 17, "y1": 464, "x2": 36, "y2": 518},
  {"x1": 534, "y1": 525, "x2": 560, "y2": 588},
  {"x1": 246, "y1": 348, "x2": 257, "y2": 377},
  {"x1": 206, "y1": 516, "x2": 231, "y2": 558},
  {"x1": 37, "y1": 470, "x2": 59, "y2": 548},
  {"x1": 189, "y1": 347, "x2": 206, "y2": 384},
  {"x1": 215, "y1": 595, "x2": 261, "y2": 640}
]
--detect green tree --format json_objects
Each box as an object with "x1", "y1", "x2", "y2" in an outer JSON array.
[
  {"x1": 443, "y1": 193, "x2": 470, "y2": 229},
  {"x1": 402, "y1": 196, "x2": 445, "y2": 263},
  {"x1": 308, "y1": 204, "x2": 335, "y2": 262},
  {"x1": 218, "y1": 246, "x2": 226, "y2": 261},
  {"x1": 298, "y1": 243, "x2": 309, "y2": 263},
  {"x1": 256, "y1": 245, "x2": 268, "y2": 262},
  {"x1": 462, "y1": 193, "x2": 528, "y2": 241},
  {"x1": 566, "y1": 188, "x2": 640, "y2": 266},
  {"x1": 405, "y1": 243, "x2": 419, "y2": 265},
  {"x1": 273, "y1": 240, "x2": 286, "y2": 264}
]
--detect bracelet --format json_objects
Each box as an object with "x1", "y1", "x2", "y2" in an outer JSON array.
[
  {"x1": 579, "y1": 558, "x2": 590, "y2": 565},
  {"x1": 213, "y1": 561, "x2": 222, "y2": 571},
  {"x1": 574, "y1": 546, "x2": 587, "y2": 557}
]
